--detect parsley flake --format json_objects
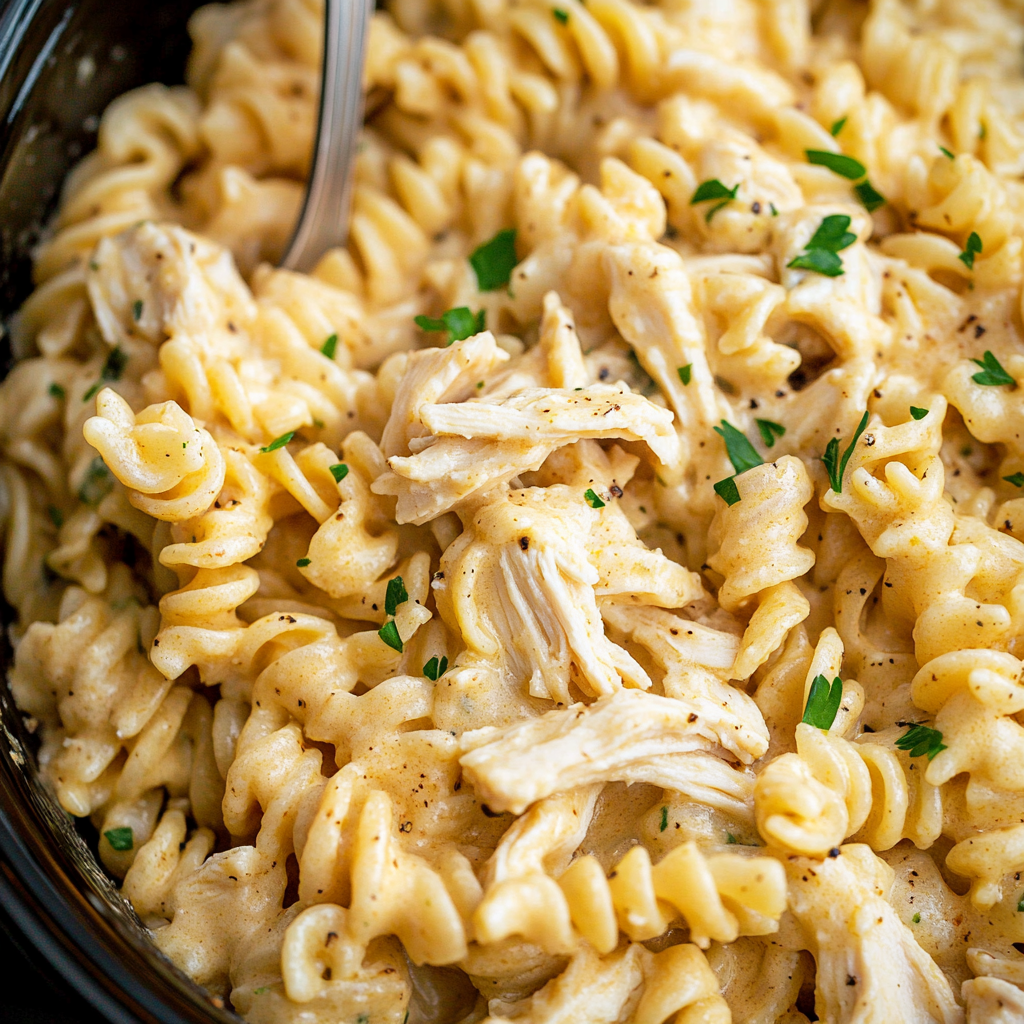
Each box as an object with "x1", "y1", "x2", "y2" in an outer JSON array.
[
  {"x1": 385, "y1": 576, "x2": 409, "y2": 616},
  {"x1": 805, "y1": 149, "x2": 866, "y2": 180},
  {"x1": 78, "y1": 457, "x2": 113, "y2": 507},
  {"x1": 552, "y1": 6, "x2": 568, "y2": 22},
  {"x1": 659, "y1": 806, "x2": 668, "y2": 832},
  {"x1": 83, "y1": 347, "x2": 129, "y2": 401},
  {"x1": 939, "y1": 146, "x2": 955, "y2": 159},
  {"x1": 584, "y1": 488, "x2": 605, "y2": 508},
  {"x1": 958, "y1": 231, "x2": 983, "y2": 270},
  {"x1": 415, "y1": 307, "x2": 486, "y2": 344},
  {"x1": 1005, "y1": 473, "x2": 1024, "y2": 487},
  {"x1": 713, "y1": 477, "x2": 741, "y2": 506},
  {"x1": 253, "y1": 987, "x2": 271, "y2": 996},
  {"x1": 822, "y1": 410, "x2": 869, "y2": 493},
  {"x1": 260, "y1": 431, "x2": 294, "y2": 453},
  {"x1": 296, "y1": 558, "x2": 311, "y2": 567},
  {"x1": 378, "y1": 619, "x2": 403, "y2": 652},
  {"x1": 755, "y1": 418, "x2": 786, "y2": 447},
  {"x1": 470, "y1": 229, "x2": 518, "y2": 291},
  {"x1": 769, "y1": 202, "x2": 778, "y2": 216},
  {"x1": 132, "y1": 299, "x2": 143, "y2": 321},
  {"x1": 423, "y1": 655, "x2": 449, "y2": 681},
  {"x1": 830, "y1": 116, "x2": 847, "y2": 136},
  {"x1": 910, "y1": 407, "x2": 929, "y2": 420},
  {"x1": 854, "y1": 179, "x2": 886, "y2": 213},
  {"x1": 678, "y1": 364, "x2": 692, "y2": 385},
  {"x1": 330, "y1": 463, "x2": 349, "y2": 483},
  {"x1": 47, "y1": 505, "x2": 64, "y2": 528},
  {"x1": 104, "y1": 826, "x2": 134, "y2": 851},
  {"x1": 726, "y1": 833, "x2": 738, "y2": 844},
  {"x1": 896, "y1": 723, "x2": 946, "y2": 760},
  {"x1": 321, "y1": 333, "x2": 338, "y2": 358},
  {"x1": 912, "y1": 913, "x2": 921, "y2": 924},
  {"x1": 48, "y1": 382, "x2": 65, "y2": 400},
  {"x1": 714, "y1": 420, "x2": 764, "y2": 475},
  {"x1": 802, "y1": 674, "x2": 843, "y2": 730},
  {"x1": 1018, "y1": 893, "x2": 1024, "y2": 913},
  {"x1": 690, "y1": 179, "x2": 739, "y2": 204},
  {"x1": 788, "y1": 214, "x2": 857, "y2": 277},
  {"x1": 971, "y1": 350, "x2": 1014, "y2": 387}
]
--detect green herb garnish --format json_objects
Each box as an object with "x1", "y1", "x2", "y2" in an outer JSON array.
[
  {"x1": 584, "y1": 488, "x2": 605, "y2": 508},
  {"x1": 726, "y1": 833, "x2": 738, "y2": 844},
  {"x1": 104, "y1": 826, "x2": 134, "y2": 851},
  {"x1": 552, "y1": 7, "x2": 568, "y2": 22},
  {"x1": 910, "y1": 407, "x2": 929, "y2": 420},
  {"x1": 470, "y1": 229, "x2": 517, "y2": 291},
  {"x1": 678, "y1": 364, "x2": 692, "y2": 385},
  {"x1": 755, "y1": 419, "x2": 785, "y2": 448},
  {"x1": 1005, "y1": 473, "x2": 1024, "y2": 487},
  {"x1": 385, "y1": 576, "x2": 408, "y2": 616},
  {"x1": 415, "y1": 307, "x2": 486, "y2": 344},
  {"x1": 958, "y1": 231, "x2": 983, "y2": 270},
  {"x1": 378, "y1": 619, "x2": 403, "y2": 653},
  {"x1": 48, "y1": 382, "x2": 65, "y2": 400},
  {"x1": 260, "y1": 431, "x2": 295, "y2": 453},
  {"x1": 787, "y1": 214, "x2": 857, "y2": 277},
  {"x1": 253, "y1": 987, "x2": 270, "y2": 996},
  {"x1": 47, "y1": 506, "x2": 63, "y2": 528},
  {"x1": 330, "y1": 463, "x2": 349, "y2": 483},
  {"x1": 659, "y1": 806, "x2": 668, "y2": 832},
  {"x1": 690, "y1": 179, "x2": 739, "y2": 222},
  {"x1": 83, "y1": 347, "x2": 129, "y2": 401},
  {"x1": 912, "y1": 913, "x2": 921, "y2": 924},
  {"x1": 78, "y1": 457, "x2": 113, "y2": 507},
  {"x1": 895, "y1": 723, "x2": 946, "y2": 760},
  {"x1": 321, "y1": 333, "x2": 338, "y2": 358},
  {"x1": 822, "y1": 410, "x2": 869, "y2": 493},
  {"x1": 423, "y1": 655, "x2": 448, "y2": 681},
  {"x1": 296, "y1": 558, "x2": 311, "y2": 567},
  {"x1": 132, "y1": 300, "x2": 143, "y2": 322},
  {"x1": 714, "y1": 421, "x2": 764, "y2": 475},
  {"x1": 801, "y1": 674, "x2": 843, "y2": 730},
  {"x1": 830, "y1": 117, "x2": 847, "y2": 136},
  {"x1": 805, "y1": 149, "x2": 866, "y2": 180},
  {"x1": 713, "y1": 477, "x2": 741, "y2": 506},
  {"x1": 939, "y1": 146, "x2": 955, "y2": 159},
  {"x1": 854, "y1": 179, "x2": 886, "y2": 213},
  {"x1": 971, "y1": 350, "x2": 1014, "y2": 387}
]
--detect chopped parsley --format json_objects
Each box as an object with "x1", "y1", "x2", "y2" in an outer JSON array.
[
  {"x1": 584, "y1": 488, "x2": 605, "y2": 508},
  {"x1": 787, "y1": 214, "x2": 857, "y2": 277},
  {"x1": 802, "y1": 674, "x2": 843, "y2": 730},
  {"x1": 1005, "y1": 473, "x2": 1024, "y2": 487},
  {"x1": 321, "y1": 333, "x2": 338, "y2": 358},
  {"x1": 378, "y1": 619, "x2": 403, "y2": 653},
  {"x1": 253, "y1": 987, "x2": 271, "y2": 996},
  {"x1": 330, "y1": 463, "x2": 349, "y2": 483},
  {"x1": 423, "y1": 655, "x2": 448, "y2": 681},
  {"x1": 385, "y1": 576, "x2": 408, "y2": 616},
  {"x1": 48, "y1": 382, "x2": 65, "y2": 400},
  {"x1": 678, "y1": 364, "x2": 692, "y2": 385},
  {"x1": 822, "y1": 410, "x2": 869, "y2": 494},
  {"x1": 259, "y1": 431, "x2": 295, "y2": 453},
  {"x1": 415, "y1": 307, "x2": 486, "y2": 345},
  {"x1": 659, "y1": 806, "x2": 668, "y2": 832},
  {"x1": 755, "y1": 418, "x2": 785, "y2": 447},
  {"x1": 714, "y1": 421, "x2": 763, "y2": 475},
  {"x1": 1018, "y1": 893, "x2": 1024, "y2": 913},
  {"x1": 78, "y1": 457, "x2": 113, "y2": 507},
  {"x1": 713, "y1": 477, "x2": 741, "y2": 506},
  {"x1": 909, "y1": 407, "x2": 929, "y2": 420},
  {"x1": 805, "y1": 149, "x2": 866, "y2": 180},
  {"x1": 726, "y1": 833, "x2": 738, "y2": 844},
  {"x1": 854, "y1": 179, "x2": 886, "y2": 213},
  {"x1": 912, "y1": 913, "x2": 921, "y2": 924},
  {"x1": 939, "y1": 146, "x2": 955, "y2": 159},
  {"x1": 47, "y1": 506, "x2": 63, "y2": 528},
  {"x1": 971, "y1": 350, "x2": 1014, "y2": 387},
  {"x1": 552, "y1": 6, "x2": 568, "y2": 22},
  {"x1": 83, "y1": 347, "x2": 129, "y2": 401},
  {"x1": 896, "y1": 723, "x2": 946, "y2": 760},
  {"x1": 296, "y1": 558, "x2": 311, "y2": 568},
  {"x1": 830, "y1": 116, "x2": 847, "y2": 136},
  {"x1": 958, "y1": 231, "x2": 983, "y2": 270},
  {"x1": 132, "y1": 299, "x2": 143, "y2": 322},
  {"x1": 470, "y1": 229, "x2": 518, "y2": 291},
  {"x1": 690, "y1": 179, "x2": 739, "y2": 222},
  {"x1": 769, "y1": 202, "x2": 778, "y2": 216},
  {"x1": 104, "y1": 826, "x2": 134, "y2": 851}
]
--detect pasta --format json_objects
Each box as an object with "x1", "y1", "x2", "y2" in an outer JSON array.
[{"x1": 10, "y1": 0, "x2": 1024, "y2": 1020}]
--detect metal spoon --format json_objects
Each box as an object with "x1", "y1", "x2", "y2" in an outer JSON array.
[{"x1": 280, "y1": 0, "x2": 370, "y2": 272}]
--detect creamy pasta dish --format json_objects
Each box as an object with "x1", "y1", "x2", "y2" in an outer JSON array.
[{"x1": 9, "y1": 0, "x2": 1024, "y2": 1020}]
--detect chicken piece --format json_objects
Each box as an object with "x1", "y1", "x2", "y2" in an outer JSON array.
[
  {"x1": 460, "y1": 688, "x2": 766, "y2": 815},
  {"x1": 373, "y1": 332, "x2": 679, "y2": 525},
  {"x1": 962, "y1": 977, "x2": 1024, "y2": 1024},
  {"x1": 785, "y1": 844, "x2": 963, "y2": 1024}
]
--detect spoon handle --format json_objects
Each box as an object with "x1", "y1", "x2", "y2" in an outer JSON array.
[{"x1": 281, "y1": 0, "x2": 370, "y2": 272}]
